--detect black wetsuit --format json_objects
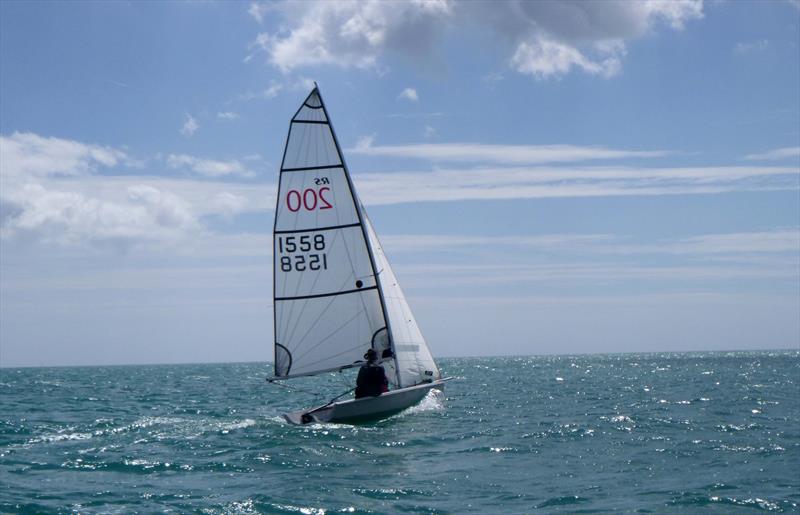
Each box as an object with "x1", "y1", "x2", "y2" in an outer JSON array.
[{"x1": 355, "y1": 364, "x2": 388, "y2": 399}]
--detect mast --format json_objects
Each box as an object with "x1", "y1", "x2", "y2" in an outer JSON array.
[{"x1": 315, "y1": 87, "x2": 401, "y2": 386}]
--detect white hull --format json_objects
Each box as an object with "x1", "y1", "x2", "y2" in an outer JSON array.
[{"x1": 284, "y1": 379, "x2": 449, "y2": 425}]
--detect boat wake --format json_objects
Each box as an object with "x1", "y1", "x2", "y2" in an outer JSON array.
[{"x1": 401, "y1": 388, "x2": 445, "y2": 415}]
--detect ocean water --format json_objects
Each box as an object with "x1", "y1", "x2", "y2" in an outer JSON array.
[{"x1": 1, "y1": 351, "x2": 798, "y2": 513}]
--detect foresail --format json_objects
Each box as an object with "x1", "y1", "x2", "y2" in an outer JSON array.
[
  {"x1": 273, "y1": 88, "x2": 387, "y2": 378},
  {"x1": 363, "y1": 215, "x2": 441, "y2": 388}
]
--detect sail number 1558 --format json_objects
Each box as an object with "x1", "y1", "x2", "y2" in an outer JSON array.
[{"x1": 278, "y1": 234, "x2": 328, "y2": 272}]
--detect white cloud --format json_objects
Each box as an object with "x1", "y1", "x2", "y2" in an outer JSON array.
[
  {"x1": 398, "y1": 88, "x2": 419, "y2": 102},
  {"x1": 734, "y1": 39, "x2": 769, "y2": 55},
  {"x1": 2, "y1": 182, "x2": 198, "y2": 246},
  {"x1": 166, "y1": 154, "x2": 254, "y2": 178},
  {"x1": 0, "y1": 132, "x2": 127, "y2": 180},
  {"x1": 250, "y1": 0, "x2": 703, "y2": 79},
  {"x1": 350, "y1": 140, "x2": 668, "y2": 164},
  {"x1": 235, "y1": 81, "x2": 285, "y2": 101},
  {"x1": 250, "y1": 0, "x2": 452, "y2": 73},
  {"x1": 352, "y1": 164, "x2": 799, "y2": 205},
  {"x1": 247, "y1": 2, "x2": 271, "y2": 24},
  {"x1": 217, "y1": 111, "x2": 240, "y2": 120},
  {"x1": 424, "y1": 125, "x2": 436, "y2": 138},
  {"x1": 381, "y1": 229, "x2": 800, "y2": 256},
  {"x1": 0, "y1": 132, "x2": 269, "y2": 248},
  {"x1": 511, "y1": 37, "x2": 622, "y2": 78},
  {"x1": 180, "y1": 114, "x2": 199, "y2": 137},
  {"x1": 744, "y1": 147, "x2": 800, "y2": 161}
]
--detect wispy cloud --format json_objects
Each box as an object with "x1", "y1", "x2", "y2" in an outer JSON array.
[
  {"x1": 350, "y1": 141, "x2": 669, "y2": 164},
  {"x1": 180, "y1": 114, "x2": 199, "y2": 138},
  {"x1": 398, "y1": 88, "x2": 419, "y2": 102},
  {"x1": 381, "y1": 230, "x2": 800, "y2": 256},
  {"x1": 734, "y1": 39, "x2": 769, "y2": 55},
  {"x1": 217, "y1": 111, "x2": 239, "y2": 120},
  {"x1": 247, "y1": 2, "x2": 271, "y2": 24},
  {"x1": 353, "y1": 165, "x2": 799, "y2": 205},
  {"x1": 744, "y1": 146, "x2": 800, "y2": 161},
  {"x1": 387, "y1": 112, "x2": 444, "y2": 119},
  {"x1": 236, "y1": 83, "x2": 283, "y2": 101},
  {"x1": 166, "y1": 154, "x2": 254, "y2": 178}
]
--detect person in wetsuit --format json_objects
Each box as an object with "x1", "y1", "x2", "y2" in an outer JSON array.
[{"x1": 355, "y1": 348, "x2": 388, "y2": 399}]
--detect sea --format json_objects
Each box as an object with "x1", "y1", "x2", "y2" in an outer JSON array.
[{"x1": 1, "y1": 351, "x2": 798, "y2": 513}]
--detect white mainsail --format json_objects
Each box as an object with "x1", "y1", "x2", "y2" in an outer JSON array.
[{"x1": 272, "y1": 87, "x2": 439, "y2": 388}]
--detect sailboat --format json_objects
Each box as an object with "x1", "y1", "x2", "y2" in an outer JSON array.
[{"x1": 268, "y1": 85, "x2": 450, "y2": 425}]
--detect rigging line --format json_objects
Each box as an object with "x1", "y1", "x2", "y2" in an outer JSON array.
[
  {"x1": 281, "y1": 229, "x2": 341, "y2": 349},
  {"x1": 265, "y1": 379, "x2": 321, "y2": 397},
  {"x1": 281, "y1": 212, "x2": 341, "y2": 343},
  {"x1": 295, "y1": 339, "x2": 371, "y2": 370},
  {"x1": 289, "y1": 263, "x2": 363, "y2": 356},
  {"x1": 318, "y1": 90, "x2": 393, "y2": 378},
  {"x1": 292, "y1": 309, "x2": 365, "y2": 363}
]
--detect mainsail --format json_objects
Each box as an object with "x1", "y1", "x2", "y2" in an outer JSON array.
[{"x1": 272, "y1": 87, "x2": 440, "y2": 388}]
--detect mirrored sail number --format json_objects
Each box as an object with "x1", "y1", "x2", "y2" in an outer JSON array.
[
  {"x1": 286, "y1": 186, "x2": 333, "y2": 212},
  {"x1": 278, "y1": 234, "x2": 328, "y2": 272}
]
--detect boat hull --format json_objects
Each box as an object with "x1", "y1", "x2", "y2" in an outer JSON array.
[{"x1": 284, "y1": 379, "x2": 448, "y2": 425}]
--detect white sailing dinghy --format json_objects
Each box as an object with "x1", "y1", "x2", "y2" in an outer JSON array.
[{"x1": 268, "y1": 86, "x2": 449, "y2": 425}]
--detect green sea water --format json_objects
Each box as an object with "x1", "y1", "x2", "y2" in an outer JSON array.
[{"x1": 1, "y1": 351, "x2": 798, "y2": 513}]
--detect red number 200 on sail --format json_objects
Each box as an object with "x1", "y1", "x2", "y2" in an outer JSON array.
[{"x1": 286, "y1": 187, "x2": 333, "y2": 212}]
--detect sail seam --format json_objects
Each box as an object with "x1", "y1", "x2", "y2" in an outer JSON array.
[
  {"x1": 276, "y1": 285, "x2": 377, "y2": 302},
  {"x1": 291, "y1": 119, "x2": 329, "y2": 125},
  {"x1": 275, "y1": 222, "x2": 361, "y2": 234}
]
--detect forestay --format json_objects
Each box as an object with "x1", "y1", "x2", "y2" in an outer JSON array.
[{"x1": 273, "y1": 88, "x2": 388, "y2": 378}]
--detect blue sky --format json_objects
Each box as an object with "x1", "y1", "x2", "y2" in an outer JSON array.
[{"x1": 1, "y1": 0, "x2": 798, "y2": 367}]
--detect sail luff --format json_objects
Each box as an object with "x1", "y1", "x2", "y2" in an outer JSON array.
[
  {"x1": 271, "y1": 90, "x2": 311, "y2": 377},
  {"x1": 314, "y1": 88, "x2": 401, "y2": 386}
]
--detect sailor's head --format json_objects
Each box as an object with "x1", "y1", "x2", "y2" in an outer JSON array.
[{"x1": 364, "y1": 348, "x2": 378, "y2": 363}]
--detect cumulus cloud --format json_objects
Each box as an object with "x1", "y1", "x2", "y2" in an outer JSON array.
[
  {"x1": 166, "y1": 154, "x2": 254, "y2": 177},
  {"x1": 247, "y1": 0, "x2": 704, "y2": 79},
  {"x1": 180, "y1": 114, "x2": 199, "y2": 137},
  {"x1": 0, "y1": 132, "x2": 127, "y2": 181},
  {"x1": 2, "y1": 182, "x2": 198, "y2": 247},
  {"x1": 510, "y1": 37, "x2": 622, "y2": 78},
  {"x1": 398, "y1": 88, "x2": 419, "y2": 102},
  {"x1": 0, "y1": 132, "x2": 251, "y2": 248},
  {"x1": 249, "y1": 0, "x2": 452, "y2": 72}
]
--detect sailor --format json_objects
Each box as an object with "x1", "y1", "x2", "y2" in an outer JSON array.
[{"x1": 355, "y1": 348, "x2": 389, "y2": 399}]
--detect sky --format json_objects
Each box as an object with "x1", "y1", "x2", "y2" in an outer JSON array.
[{"x1": 1, "y1": 0, "x2": 798, "y2": 368}]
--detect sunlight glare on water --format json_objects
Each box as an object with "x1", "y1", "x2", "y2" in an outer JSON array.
[{"x1": 1, "y1": 352, "x2": 798, "y2": 512}]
